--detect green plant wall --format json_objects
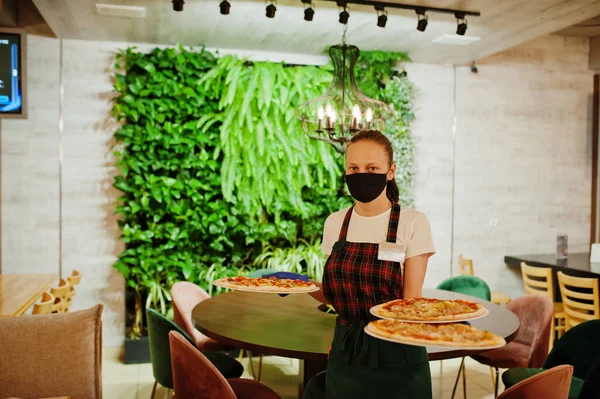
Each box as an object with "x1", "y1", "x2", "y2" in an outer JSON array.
[{"x1": 111, "y1": 45, "x2": 416, "y2": 337}]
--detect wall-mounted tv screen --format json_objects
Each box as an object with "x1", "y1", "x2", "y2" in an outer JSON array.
[{"x1": 0, "y1": 29, "x2": 26, "y2": 119}]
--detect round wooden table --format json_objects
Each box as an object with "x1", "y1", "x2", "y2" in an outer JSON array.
[{"x1": 192, "y1": 288, "x2": 519, "y2": 396}]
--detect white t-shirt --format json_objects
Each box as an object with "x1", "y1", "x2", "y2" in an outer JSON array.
[{"x1": 321, "y1": 206, "x2": 436, "y2": 260}]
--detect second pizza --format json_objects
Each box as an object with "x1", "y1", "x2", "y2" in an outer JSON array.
[{"x1": 365, "y1": 319, "x2": 505, "y2": 349}]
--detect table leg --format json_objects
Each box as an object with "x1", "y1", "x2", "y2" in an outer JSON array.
[{"x1": 298, "y1": 358, "x2": 328, "y2": 398}]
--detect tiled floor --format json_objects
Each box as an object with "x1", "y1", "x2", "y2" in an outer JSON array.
[{"x1": 103, "y1": 347, "x2": 504, "y2": 399}]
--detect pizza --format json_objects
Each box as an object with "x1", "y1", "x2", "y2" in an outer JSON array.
[
  {"x1": 365, "y1": 319, "x2": 505, "y2": 348},
  {"x1": 212, "y1": 276, "x2": 318, "y2": 293},
  {"x1": 371, "y1": 298, "x2": 488, "y2": 322}
]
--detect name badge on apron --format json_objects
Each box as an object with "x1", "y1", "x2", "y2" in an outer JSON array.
[{"x1": 377, "y1": 242, "x2": 405, "y2": 263}]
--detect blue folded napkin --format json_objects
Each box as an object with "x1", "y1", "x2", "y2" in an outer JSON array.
[
  {"x1": 262, "y1": 272, "x2": 309, "y2": 296},
  {"x1": 263, "y1": 272, "x2": 309, "y2": 281}
]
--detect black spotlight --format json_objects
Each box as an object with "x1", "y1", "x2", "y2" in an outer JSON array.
[
  {"x1": 416, "y1": 9, "x2": 428, "y2": 32},
  {"x1": 266, "y1": 3, "x2": 276, "y2": 18},
  {"x1": 172, "y1": 0, "x2": 184, "y2": 11},
  {"x1": 339, "y1": 9, "x2": 349, "y2": 24},
  {"x1": 456, "y1": 13, "x2": 467, "y2": 35},
  {"x1": 220, "y1": 0, "x2": 230, "y2": 15},
  {"x1": 304, "y1": 7, "x2": 315, "y2": 21},
  {"x1": 377, "y1": 14, "x2": 387, "y2": 28}
]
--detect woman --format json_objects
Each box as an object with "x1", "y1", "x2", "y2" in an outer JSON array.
[{"x1": 309, "y1": 130, "x2": 435, "y2": 399}]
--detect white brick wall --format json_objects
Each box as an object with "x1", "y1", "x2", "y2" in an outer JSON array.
[
  {"x1": 1, "y1": 36, "x2": 60, "y2": 275},
  {"x1": 1, "y1": 34, "x2": 593, "y2": 346},
  {"x1": 453, "y1": 35, "x2": 593, "y2": 298}
]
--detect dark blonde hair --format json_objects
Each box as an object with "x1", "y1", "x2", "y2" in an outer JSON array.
[{"x1": 348, "y1": 130, "x2": 399, "y2": 203}]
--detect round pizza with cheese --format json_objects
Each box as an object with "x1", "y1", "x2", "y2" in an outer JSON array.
[
  {"x1": 365, "y1": 319, "x2": 505, "y2": 349},
  {"x1": 212, "y1": 276, "x2": 319, "y2": 293},
  {"x1": 370, "y1": 298, "x2": 488, "y2": 322}
]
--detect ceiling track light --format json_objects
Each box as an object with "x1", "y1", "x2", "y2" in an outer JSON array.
[
  {"x1": 455, "y1": 12, "x2": 467, "y2": 35},
  {"x1": 416, "y1": 8, "x2": 428, "y2": 32},
  {"x1": 302, "y1": 0, "x2": 315, "y2": 21},
  {"x1": 219, "y1": 0, "x2": 230, "y2": 15},
  {"x1": 337, "y1": 1, "x2": 349, "y2": 24},
  {"x1": 266, "y1": 1, "x2": 277, "y2": 18},
  {"x1": 172, "y1": 0, "x2": 184, "y2": 12},
  {"x1": 375, "y1": 6, "x2": 387, "y2": 28}
]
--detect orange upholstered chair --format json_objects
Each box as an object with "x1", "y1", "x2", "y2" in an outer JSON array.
[
  {"x1": 471, "y1": 295, "x2": 554, "y2": 396},
  {"x1": 172, "y1": 281, "x2": 232, "y2": 351},
  {"x1": 496, "y1": 365, "x2": 573, "y2": 399},
  {"x1": 169, "y1": 330, "x2": 280, "y2": 399}
]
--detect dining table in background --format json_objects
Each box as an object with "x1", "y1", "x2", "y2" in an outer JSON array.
[
  {"x1": 0, "y1": 274, "x2": 58, "y2": 316},
  {"x1": 192, "y1": 288, "x2": 520, "y2": 399}
]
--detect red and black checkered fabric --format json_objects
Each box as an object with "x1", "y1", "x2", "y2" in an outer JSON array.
[{"x1": 322, "y1": 203, "x2": 403, "y2": 322}]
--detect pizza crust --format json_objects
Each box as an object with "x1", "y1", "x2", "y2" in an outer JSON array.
[
  {"x1": 212, "y1": 277, "x2": 319, "y2": 293},
  {"x1": 365, "y1": 322, "x2": 505, "y2": 349}
]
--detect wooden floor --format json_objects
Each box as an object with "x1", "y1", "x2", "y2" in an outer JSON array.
[{"x1": 102, "y1": 347, "x2": 504, "y2": 399}]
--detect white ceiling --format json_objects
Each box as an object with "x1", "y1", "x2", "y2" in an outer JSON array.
[{"x1": 31, "y1": 0, "x2": 600, "y2": 64}]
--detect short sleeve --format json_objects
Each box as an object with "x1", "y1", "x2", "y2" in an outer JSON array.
[
  {"x1": 405, "y1": 213, "x2": 435, "y2": 259},
  {"x1": 321, "y1": 215, "x2": 334, "y2": 256}
]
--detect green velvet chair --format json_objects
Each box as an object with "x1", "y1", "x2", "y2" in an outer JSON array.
[
  {"x1": 578, "y1": 352, "x2": 600, "y2": 399},
  {"x1": 436, "y1": 275, "x2": 491, "y2": 399},
  {"x1": 303, "y1": 370, "x2": 327, "y2": 399},
  {"x1": 146, "y1": 308, "x2": 244, "y2": 398},
  {"x1": 502, "y1": 319, "x2": 600, "y2": 399},
  {"x1": 436, "y1": 275, "x2": 492, "y2": 301}
]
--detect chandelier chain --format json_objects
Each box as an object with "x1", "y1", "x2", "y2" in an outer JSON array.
[{"x1": 342, "y1": 21, "x2": 348, "y2": 44}]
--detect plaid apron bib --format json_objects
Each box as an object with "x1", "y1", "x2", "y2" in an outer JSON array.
[{"x1": 321, "y1": 202, "x2": 432, "y2": 399}]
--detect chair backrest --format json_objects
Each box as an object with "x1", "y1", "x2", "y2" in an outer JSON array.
[
  {"x1": 68, "y1": 270, "x2": 81, "y2": 286},
  {"x1": 557, "y1": 272, "x2": 600, "y2": 330},
  {"x1": 50, "y1": 278, "x2": 71, "y2": 312},
  {"x1": 436, "y1": 275, "x2": 491, "y2": 301},
  {"x1": 146, "y1": 307, "x2": 196, "y2": 389},
  {"x1": 578, "y1": 352, "x2": 600, "y2": 399},
  {"x1": 32, "y1": 292, "x2": 55, "y2": 315},
  {"x1": 521, "y1": 263, "x2": 554, "y2": 300},
  {"x1": 506, "y1": 295, "x2": 554, "y2": 368},
  {"x1": 496, "y1": 365, "x2": 573, "y2": 399},
  {"x1": 52, "y1": 296, "x2": 64, "y2": 313},
  {"x1": 171, "y1": 281, "x2": 211, "y2": 348},
  {"x1": 457, "y1": 254, "x2": 474, "y2": 276},
  {"x1": 544, "y1": 319, "x2": 600, "y2": 380},
  {"x1": 66, "y1": 271, "x2": 81, "y2": 309},
  {"x1": 0, "y1": 305, "x2": 103, "y2": 399},
  {"x1": 169, "y1": 331, "x2": 237, "y2": 399}
]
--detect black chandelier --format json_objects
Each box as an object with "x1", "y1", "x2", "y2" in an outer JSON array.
[{"x1": 295, "y1": 28, "x2": 391, "y2": 153}]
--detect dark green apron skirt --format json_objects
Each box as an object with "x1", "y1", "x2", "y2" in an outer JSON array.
[{"x1": 325, "y1": 319, "x2": 432, "y2": 399}]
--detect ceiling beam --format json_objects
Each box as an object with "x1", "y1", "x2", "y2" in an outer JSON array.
[{"x1": 0, "y1": 0, "x2": 18, "y2": 26}]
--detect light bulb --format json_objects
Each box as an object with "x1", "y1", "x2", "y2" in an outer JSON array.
[
  {"x1": 317, "y1": 106, "x2": 325, "y2": 120},
  {"x1": 352, "y1": 104, "x2": 361, "y2": 119},
  {"x1": 330, "y1": 109, "x2": 337, "y2": 122},
  {"x1": 325, "y1": 103, "x2": 333, "y2": 116},
  {"x1": 366, "y1": 108, "x2": 373, "y2": 122}
]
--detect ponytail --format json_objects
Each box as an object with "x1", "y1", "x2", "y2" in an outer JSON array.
[{"x1": 386, "y1": 179, "x2": 399, "y2": 203}]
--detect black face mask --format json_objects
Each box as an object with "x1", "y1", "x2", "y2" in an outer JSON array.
[{"x1": 345, "y1": 173, "x2": 388, "y2": 203}]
